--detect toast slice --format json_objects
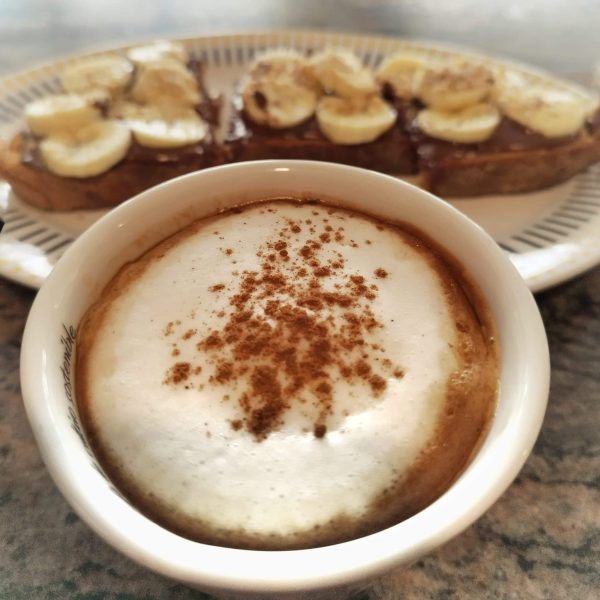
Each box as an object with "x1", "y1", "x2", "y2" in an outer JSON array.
[
  {"x1": 226, "y1": 93, "x2": 417, "y2": 174},
  {"x1": 378, "y1": 51, "x2": 600, "y2": 196},
  {"x1": 0, "y1": 56, "x2": 226, "y2": 211},
  {"x1": 225, "y1": 48, "x2": 417, "y2": 174}
]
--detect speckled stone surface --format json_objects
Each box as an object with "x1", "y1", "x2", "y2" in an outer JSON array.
[
  {"x1": 1, "y1": 2, "x2": 600, "y2": 598},
  {"x1": 0, "y1": 269, "x2": 598, "y2": 599}
]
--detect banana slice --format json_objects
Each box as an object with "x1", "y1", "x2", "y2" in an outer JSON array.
[
  {"x1": 25, "y1": 94, "x2": 101, "y2": 136},
  {"x1": 118, "y1": 102, "x2": 208, "y2": 148},
  {"x1": 79, "y1": 88, "x2": 113, "y2": 107},
  {"x1": 496, "y1": 85, "x2": 589, "y2": 138},
  {"x1": 419, "y1": 61, "x2": 495, "y2": 111},
  {"x1": 241, "y1": 49, "x2": 319, "y2": 129},
  {"x1": 39, "y1": 120, "x2": 131, "y2": 178},
  {"x1": 376, "y1": 51, "x2": 427, "y2": 99},
  {"x1": 127, "y1": 40, "x2": 188, "y2": 66},
  {"x1": 249, "y1": 48, "x2": 307, "y2": 77},
  {"x1": 493, "y1": 66, "x2": 528, "y2": 91},
  {"x1": 316, "y1": 95, "x2": 397, "y2": 145},
  {"x1": 131, "y1": 59, "x2": 201, "y2": 107},
  {"x1": 242, "y1": 77, "x2": 318, "y2": 128},
  {"x1": 417, "y1": 103, "x2": 501, "y2": 144},
  {"x1": 61, "y1": 55, "x2": 133, "y2": 97},
  {"x1": 307, "y1": 49, "x2": 377, "y2": 98}
]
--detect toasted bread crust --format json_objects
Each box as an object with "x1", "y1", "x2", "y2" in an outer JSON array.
[
  {"x1": 0, "y1": 134, "x2": 226, "y2": 211},
  {"x1": 420, "y1": 131, "x2": 600, "y2": 197},
  {"x1": 3, "y1": 125, "x2": 600, "y2": 209},
  {"x1": 228, "y1": 126, "x2": 417, "y2": 174}
]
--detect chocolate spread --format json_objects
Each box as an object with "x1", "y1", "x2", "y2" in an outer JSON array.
[{"x1": 407, "y1": 111, "x2": 579, "y2": 167}]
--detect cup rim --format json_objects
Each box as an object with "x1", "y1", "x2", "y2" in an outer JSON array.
[{"x1": 20, "y1": 160, "x2": 550, "y2": 594}]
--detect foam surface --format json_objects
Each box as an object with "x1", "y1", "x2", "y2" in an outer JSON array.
[{"x1": 77, "y1": 200, "x2": 492, "y2": 548}]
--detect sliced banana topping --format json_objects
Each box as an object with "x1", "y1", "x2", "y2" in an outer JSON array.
[
  {"x1": 242, "y1": 49, "x2": 319, "y2": 128},
  {"x1": 307, "y1": 49, "x2": 377, "y2": 98},
  {"x1": 376, "y1": 51, "x2": 427, "y2": 99},
  {"x1": 419, "y1": 61, "x2": 495, "y2": 111},
  {"x1": 493, "y1": 66, "x2": 529, "y2": 92},
  {"x1": 39, "y1": 120, "x2": 131, "y2": 178},
  {"x1": 61, "y1": 55, "x2": 134, "y2": 98},
  {"x1": 249, "y1": 48, "x2": 307, "y2": 77},
  {"x1": 25, "y1": 94, "x2": 101, "y2": 137},
  {"x1": 248, "y1": 48, "x2": 319, "y2": 91},
  {"x1": 131, "y1": 59, "x2": 201, "y2": 107},
  {"x1": 29, "y1": 43, "x2": 592, "y2": 181},
  {"x1": 417, "y1": 103, "x2": 501, "y2": 144},
  {"x1": 316, "y1": 95, "x2": 397, "y2": 145},
  {"x1": 79, "y1": 88, "x2": 113, "y2": 107},
  {"x1": 117, "y1": 102, "x2": 208, "y2": 148},
  {"x1": 127, "y1": 40, "x2": 188, "y2": 66},
  {"x1": 496, "y1": 85, "x2": 589, "y2": 138},
  {"x1": 242, "y1": 78, "x2": 318, "y2": 129}
]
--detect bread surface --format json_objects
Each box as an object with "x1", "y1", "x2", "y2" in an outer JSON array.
[
  {"x1": 226, "y1": 95, "x2": 417, "y2": 175},
  {"x1": 0, "y1": 134, "x2": 226, "y2": 211},
  {"x1": 418, "y1": 130, "x2": 600, "y2": 197}
]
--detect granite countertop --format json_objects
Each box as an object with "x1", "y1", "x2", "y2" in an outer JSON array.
[{"x1": 1, "y1": 1, "x2": 599, "y2": 598}]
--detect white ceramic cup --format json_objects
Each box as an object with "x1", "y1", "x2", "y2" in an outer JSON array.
[{"x1": 20, "y1": 161, "x2": 549, "y2": 598}]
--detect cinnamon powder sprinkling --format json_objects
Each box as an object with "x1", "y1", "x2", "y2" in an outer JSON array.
[
  {"x1": 161, "y1": 203, "x2": 402, "y2": 441},
  {"x1": 164, "y1": 362, "x2": 191, "y2": 384}
]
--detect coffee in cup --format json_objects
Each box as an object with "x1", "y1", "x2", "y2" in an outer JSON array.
[{"x1": 75, "y1": 197, "x2": 499, "y2": 550}]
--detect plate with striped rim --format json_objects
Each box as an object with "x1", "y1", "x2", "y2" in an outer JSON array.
[{"x1": 1, "y1": 31, "x2": 599, "y2": 291}]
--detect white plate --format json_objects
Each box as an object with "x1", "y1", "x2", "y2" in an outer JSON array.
[{"x1": 1, "y1": 31, "x2": 599, "y2": 291}]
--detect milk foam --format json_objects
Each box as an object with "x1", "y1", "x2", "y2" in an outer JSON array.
[{"x1": 80, "y1": 201, "x2": 471, "y2": 544}]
